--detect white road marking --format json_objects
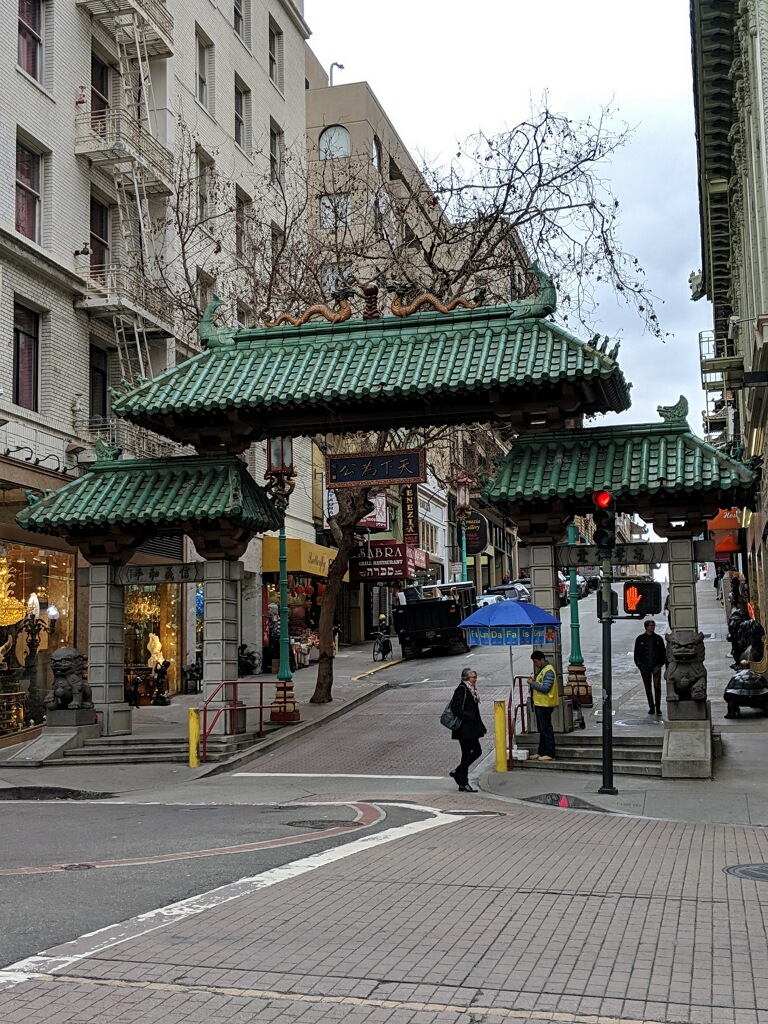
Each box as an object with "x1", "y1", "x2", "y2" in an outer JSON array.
[
  {"x1": 0, "y1": 802, "x2": 461, "y2": 990},
  {"x1": 232, "y1": 772, "x2": 445, "y2": 779}
]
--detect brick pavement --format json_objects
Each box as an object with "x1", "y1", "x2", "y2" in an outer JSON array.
[{"x1": 2, "y1": 801, "x2": 768, "y2": 1023}]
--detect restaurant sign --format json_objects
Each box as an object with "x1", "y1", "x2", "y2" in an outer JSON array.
[
  {"x1": 326, "y1": 449, "x2": 426, "y2": 488},
  {"x1": 401, "y1": 483, "x2": 420, "y2": 546},
  {"x1": 463, "y1": 513, "x2": 489, "y2": 555},
  {"x1": 349, "y1": 542, "x2": 428, "y2": 582}
]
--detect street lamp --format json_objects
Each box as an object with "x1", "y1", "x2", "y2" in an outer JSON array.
[
  {"x1": 265, "y1": 437, "x2": 300, "y2": 724},
  {"x1": 23, "y1": 596, "x2": 59, "y2": 722},
  {"x1": 455, "y1": 474, "x2": 472, "y2": 584}
]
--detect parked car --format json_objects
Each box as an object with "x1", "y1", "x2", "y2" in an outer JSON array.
[
  {"x1": 557, "y1": 571, "x2": 568, "y2": 606},
  {"x1": 476, "y1": 594, "x2": 505, "y2": 607},
  {"x1": 575, "y1": 573, "x2": 588, "y2": 598},
  {"x1": 483, "y1": 583, "x2": 530, "y2": 602}
]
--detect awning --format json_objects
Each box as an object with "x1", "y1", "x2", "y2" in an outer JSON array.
[
  {"x1": 707, "y1": 507, "x2": 741, "y2": 531},
  {"x1": 715, "y1": 533, "x2": 740, "y2": 554},
  {"x1": 261, "y1": 537, "x2": 348, "y2": 581}
]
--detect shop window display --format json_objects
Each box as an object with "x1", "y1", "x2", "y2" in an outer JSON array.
[
  {"x1": 263, "y1": 575, "x2": 325, "y2": 672},
  {"x1": 124, "y1": 584, "x2": 180, "y2": 700}
]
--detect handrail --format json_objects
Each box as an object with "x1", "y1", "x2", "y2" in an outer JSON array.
[
  {"x1": 201, "y1": 679, "x2": 277, "y2": 763},
  {"x1": 507, "y1": 675, "x2": 530, "y2": 769}
]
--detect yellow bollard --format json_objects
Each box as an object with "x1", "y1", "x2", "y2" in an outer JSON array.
[
  {"x1": 188, "y1": 707, "x2": 201, "y2": 768},
  {"x1": 494, "y1": 699, "x2": 508, "y2": 773}
]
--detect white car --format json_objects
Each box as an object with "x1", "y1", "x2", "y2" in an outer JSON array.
[{"x1": 476, "y1": 594, "x2": 505, "y2": 607}]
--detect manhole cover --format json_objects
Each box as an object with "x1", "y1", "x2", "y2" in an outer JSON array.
[
  {"x1": 62, "y1": 863, "x2": 96, "y2": 871},
  {"x1": 286, "y1": 820, "x2": 361, "y2": 830},
  {"x1": 724, "y1": 864, "x2": 768, "y2": 882},
  {"x1": 443, "y1": 810, "x2": 504, "y2": 816},
  {"x1": 525, "y1": 793, "x2": 610, "y2": 812}
]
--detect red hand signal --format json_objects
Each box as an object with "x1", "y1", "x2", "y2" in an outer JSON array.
[{"x1": 625, "y1": 585, "x2": 642, "y2": 612}]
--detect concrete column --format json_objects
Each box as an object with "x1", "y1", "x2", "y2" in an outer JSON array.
[
  {"x1": 528, "y1": 543, "x2": 571, "y2": 733},
  {"x1": 668, "y1": 536, "x2": 698, "y2": 631},
  {"x1": 88, "y1": 564, "x2": 131, "y2": 736},
  {"x1": 203, "y1": 559, "x2": 243, "y2": 733}
]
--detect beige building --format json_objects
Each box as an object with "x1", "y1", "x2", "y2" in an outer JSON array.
[{"x1": 691, "y1": 0, "x2": 768, "y2": 612}]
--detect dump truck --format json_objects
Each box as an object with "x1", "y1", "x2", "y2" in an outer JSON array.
[{"x1": 392, "y1": 582, "x2": 477, "y2": 658}]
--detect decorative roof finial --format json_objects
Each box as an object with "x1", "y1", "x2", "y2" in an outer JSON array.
[{"x1": 657, "y1": 395, "x2": 689, "y2": 425}]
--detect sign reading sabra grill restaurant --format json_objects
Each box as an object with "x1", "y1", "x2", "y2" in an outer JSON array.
[
  {"x1": 350, "y1": 542, "x2": 428, "y2": 582},
  {"x1": 463, "y1": 513, "x2": 488, "y2": 555},
  {"x1": 326, "y1": 449, "x2": 426, "y2": 489},
  {"x1": 401, "y1": 483, "x2": 420, "y2": 546}
]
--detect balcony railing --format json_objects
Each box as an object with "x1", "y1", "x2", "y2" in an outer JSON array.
[
  {"x1": 76, "y1": 263, "x2": 174, "y2": 335},
  {"x1": 75, "y1": 109, "x2": 174, "y2": 194},
  {"x1": 699, "y1": 329, "x2": 744, "y2": 391},
  {"x1": 75, "y1": 0, "x2": 173, "y2": 57},
  {"x1": 73, "y1": 415, "x2": 189, "y2": 461}
]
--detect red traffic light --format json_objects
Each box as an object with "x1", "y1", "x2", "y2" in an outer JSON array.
[{"x1": 592, "y1": 490, "x2": 613, "y2": 509}]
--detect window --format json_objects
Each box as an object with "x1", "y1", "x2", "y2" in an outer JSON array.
[
  {"x1": 197, "y1": 151, "x2": 212, "y2": 222},
  {"x1": 372, "y1": 135, "x2": 382, "y2": 172},
  {"x1": 13, "y1": 303, "x2": 39, "y2": 411},
  {"x1": 89, "y1": 197, "x2": 110, "y2": 273},
  {"x1": 319, "y1": 125, "x2": 351, "y2": 160},
  {"x1": 196, "y1": 33, "x2": 212, "y2": 110},
  {"x1": 270, "y1": 122, "x2": 283, "y2": 183},
  {"x1": 197, "y1": 270, "x2": 214, "y2": 313},
  {"x1": 91, "y1": 54, "x2": 110, "y2": 131},
  {"x1": 420, "y1": 521, "x2": 439, "y2": 555},
  {"x1": 233, "y1": 0, "x2": 243, "y2": 36},
  {"x1": 270, "y1": 224, "x2": 283, "y2": 266},
  {"x1": 15, "y1": 140, "x2": 40, "y2": 243},
  {"x1": 235, "y1": 86, "x2": 245, "y2": 146},
  {"x1": 235, "y1": 193, "x2": 248, "y2": 258},
  {"x1": 89, "y1": 345, "x2": 109, "y2": 421},
  {"x1": 319, "y1": 193, "x2": 350, "y2": 230},
  {"x1": 268, "y1": 22, "x2": 283, "y2": 90},
  {"x1": 236, "y1": 304, "x2": 252, "y2": 329},
  {"x1": 18, "y1": 0, "x2": 42, "y2": 81}
]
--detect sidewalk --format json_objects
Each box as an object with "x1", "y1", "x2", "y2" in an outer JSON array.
[
  {"x1": 484, "y1": 573, "x2": 768, "y2": 826},
  {"x1": 0, "y1": 642, "x2": 395, "y2": 794}
]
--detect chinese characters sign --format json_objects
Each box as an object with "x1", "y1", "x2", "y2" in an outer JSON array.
[
  {"x1": 326, "y1": 449, "x2": 426, "y2": 489},
  {"x1": 401, "y1": 484, "x2": 419, "y2": 546},
  {"x1": 115, "y1": 563, "x2": 205, "y2": 586}
]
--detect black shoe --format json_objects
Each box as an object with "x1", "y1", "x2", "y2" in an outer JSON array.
[
  {"x1": 648, "y1": 707, "x2": 655, "y2": 715},
  {"x1": 655, "y1": 709, "x2": 662, "y2": 717},
  {"x1": 459, "y1": 785, "x2": 478, "y2": 793},
  {"x1": 449, "y1": 770, "x2": 456, "y2": 779}
]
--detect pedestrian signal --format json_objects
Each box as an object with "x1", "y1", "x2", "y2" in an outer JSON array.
[
  {"x1": 591, "y1": 490, "x2": 616, "y2": 551},
  {"x1": 596, "y1": 589, "x2": 619, "y2": 618},
  {"x1": 623, "y1": 580, "x2": 662, "y2": 616}
]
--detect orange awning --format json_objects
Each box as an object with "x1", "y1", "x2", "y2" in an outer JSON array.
[
  {"x1": 714, "y1": 532, "x2": 740, "y2": 553},
  {"x1": 707, "y1": 507, "x2": 741, "y2": 532}
]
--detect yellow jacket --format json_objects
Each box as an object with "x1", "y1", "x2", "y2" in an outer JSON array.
[{"x1": 531, "y1": 663, "x2": 559, "y2": 707}]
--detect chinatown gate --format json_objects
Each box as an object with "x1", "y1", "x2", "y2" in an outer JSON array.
[{"x1": 14, "y1": 274, "x2": 759, "y2": 774}]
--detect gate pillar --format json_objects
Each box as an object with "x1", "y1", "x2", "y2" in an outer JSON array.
[
  {"x1": 88, "y1": 564, "x2": 131, "y2": 736},
  {"x1": 203, "y1": 559, "x2": 243, "y2": 733}
]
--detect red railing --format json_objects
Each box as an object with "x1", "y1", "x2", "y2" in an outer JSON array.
[
  {"x1": 507, "y1": 675, "x2": 531, "y2": 769},
  {"x1": 201, "y1": 680, "x2": 275, "y2": 763}
]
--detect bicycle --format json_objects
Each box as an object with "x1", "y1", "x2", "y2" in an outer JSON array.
[{"x1": 372, "y1": 630, "x2": 393, "y2": 661}]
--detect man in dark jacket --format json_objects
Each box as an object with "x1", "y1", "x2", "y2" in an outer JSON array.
[{"x1": 634, "y1": 619, "x2": 666, "y2": 716}]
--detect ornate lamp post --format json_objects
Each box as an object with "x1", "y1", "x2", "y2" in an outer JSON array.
[
  {"x1": 264, "y1": 437, "x2": 300, "y2": 724},
  {"x1": 23, "y1": 595, "x2": 59, "y2": 722},
  {"x1": 455, "y1": 474, "x2": 472, "y2": 584}
]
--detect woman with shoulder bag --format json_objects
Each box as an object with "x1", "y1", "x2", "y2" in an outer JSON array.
[{"x1": 448, "y1": 667, "x2": 487, "y2": 792}]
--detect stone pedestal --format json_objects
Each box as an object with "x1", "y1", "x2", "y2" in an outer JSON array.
[
  {"x1": 202, "y1": 559, "x2": 243, "y2": 734},
  {"x1": 88, "y1": 565, "x2": 131, "y2": 736},
  {"x1": 662, "y1": 710, "x2": 712, "y2": 778},
  {"x1": 46, "y1": 708, "x2": 98, "y2": 727}
]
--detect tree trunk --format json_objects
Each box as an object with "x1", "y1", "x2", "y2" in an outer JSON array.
[{"x1": 310, "y1": 489, "x2": 372, "y2": 703}]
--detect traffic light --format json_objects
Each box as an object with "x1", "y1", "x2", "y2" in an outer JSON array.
[
  {"x1": 623, "y1": 580, "x2": 662, "y2": 616},
  {"x1": 596, "y1": 589, "x2": 619, "y2": 618},
  {"x1": 592, "y1": 490, "x2": 616, "y2": 550}
]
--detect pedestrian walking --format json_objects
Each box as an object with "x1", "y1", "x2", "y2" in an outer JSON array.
[
  {"x1": 528, "y1": 651, "x2": 559, "y2": 760},
  {"x1": 448, "y1": 667, "x2": 487, "y2": 793},
  {"x1": 633, "y1": 619, "x2": 666, "y2": 716}
]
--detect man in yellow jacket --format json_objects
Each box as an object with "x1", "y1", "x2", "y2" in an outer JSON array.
[{"x1": 529, "y1": 650, "x2": 559, "y2": 761}]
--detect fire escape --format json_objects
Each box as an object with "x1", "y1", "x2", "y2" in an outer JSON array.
[
  {"x1": 699, "y1": 327, "x2": 743, "y2": 447},
  {"x1": 74, "y1": 0, "x2": 175, "y2": 385}
]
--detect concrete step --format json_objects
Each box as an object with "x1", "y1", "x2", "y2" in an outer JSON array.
[
  {"x1": 65, "y1": 744, "x2": 186, "y2": 757},
  {"x1": 48, "y1": 753, "x2": 190, "y2": 766},
  {"x1": 515, "y1": 734, "x2": 664, "y2": 749},
  {"x1": 80, "y1": 737, "x2": 188, "y2": 747},
  {"x1": 522, "y1": 745, "x2": 663, "y2": 763},
  {"x1": 520, "y1": 758, "x2": 663, "y2": 777}
]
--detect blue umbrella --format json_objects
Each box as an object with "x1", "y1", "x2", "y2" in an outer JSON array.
[{"x1": 460, "y1": 600, "x2": 561, "y2": 647}]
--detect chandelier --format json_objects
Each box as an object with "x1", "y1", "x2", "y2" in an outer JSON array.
[
  {"x1": 0, "y1": 554, "x2": 27, "y2": 627},
  {"x1": 124, "y1": 587, "x2": 161, "y2": 624}
]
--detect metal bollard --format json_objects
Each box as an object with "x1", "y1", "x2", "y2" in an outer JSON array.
[
  {"x1": 188, "y1": 707, "x2": 201, "y2": 768},
  {"x1": 494, "y1": 699, "x2": 508, "y2": 773}
]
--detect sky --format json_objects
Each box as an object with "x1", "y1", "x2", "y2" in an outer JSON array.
[{"x1": 303, "y1": 0, "x2": 709, "y2": 432}]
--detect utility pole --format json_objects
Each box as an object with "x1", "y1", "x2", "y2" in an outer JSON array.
[{"x1": 593, "y1": 490, "x2": 618, "y2": 795}]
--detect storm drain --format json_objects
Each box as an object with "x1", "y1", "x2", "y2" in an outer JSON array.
[
  {"x1": 525, "y1": 792, "x2": 611, "y2": 812},
  {"x1": 286, "y1": 819, "x2": 362, "y2": 830},
  {"x1": 62, "y1": 863, "x2": 96, "y2": 871},
  {"x1": 0, "y1": 787, "x2": 113, "y2": 801},
  {"x1": 724, "y1": 864, "x2": 768, "y2": 882}
]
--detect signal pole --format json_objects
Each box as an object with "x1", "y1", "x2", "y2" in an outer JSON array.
[{"x1": 592, "y1": 490, "x2": 618, "y2": 796}]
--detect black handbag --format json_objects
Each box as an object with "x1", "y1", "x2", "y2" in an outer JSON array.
[{"x1": 440, "y1": 684, "x2": 467, "y2": 730}]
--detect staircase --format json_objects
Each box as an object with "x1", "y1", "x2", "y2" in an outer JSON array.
[
  {"x1": 45, "y1": 731, "x2": 266, "y2": 766},
  {"x1": 514, "y1": 733, "x2": 665, "y2": 776}
]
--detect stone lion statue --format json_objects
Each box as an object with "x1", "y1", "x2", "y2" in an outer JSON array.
[
  {"x1": 44, "y1": 647, "x2": 94, "y2": 710},
  {"x1": 665, "y1": 630, "x2": 708, "y2": 703}
]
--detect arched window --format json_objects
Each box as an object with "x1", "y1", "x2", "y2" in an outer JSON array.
[{"x1": 319, "y1": 124, "x2": 350, "y2": 160}]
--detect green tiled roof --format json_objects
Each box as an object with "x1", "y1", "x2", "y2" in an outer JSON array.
[
  {"x1": 16, "y1": 455, "x2": 283, "y2": 534},
  {"x1": 484, "y1": 420, "x2": 759, "y2": 509},
  {"x1": 110, "y1": 305, "x2": 631, "y2": 447}
]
